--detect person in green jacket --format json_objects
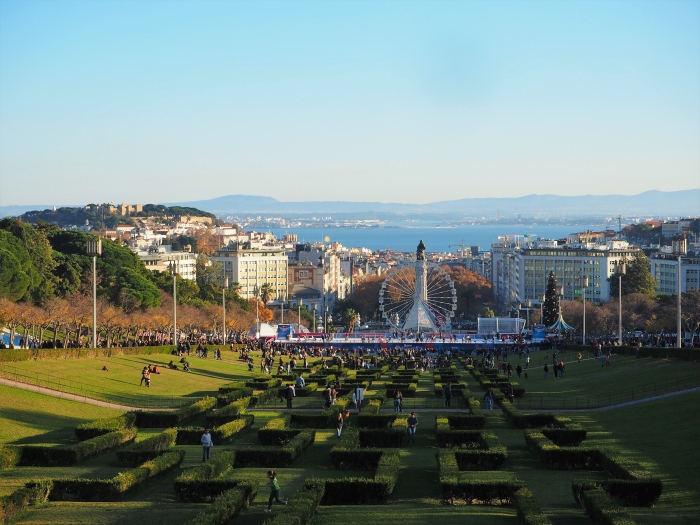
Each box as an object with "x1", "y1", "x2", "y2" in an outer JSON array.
[{"x1": 264, "y1": 470, "x2": 287, "y2": 512}]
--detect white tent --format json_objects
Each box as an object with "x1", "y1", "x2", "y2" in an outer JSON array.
[{"x1": 249, "y1": 323, "x2": 278, "y2": 338}]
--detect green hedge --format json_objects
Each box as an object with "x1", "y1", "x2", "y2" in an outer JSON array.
[
  {"x1": 135, "y1": 396, "x2": 217, "y2": 428},
  {"x1": 177, "y1": 415, "x2": 254, "y2": 445},
  {"x1": 250, "y1": 388, "x2": 279, "y2": 407},
  {"x1": 454, "y1": 432, "x2": 507, "y2": 471},
  {"x1": 206, "y1": 397, "x2": 250, "y2": 427},
  {"x1": 218, "y1": 381, "x2": 248, "y2": 394},
  {"x1": 0, "y1": 479, "x2": 52, "y2": 523},
  {"x1": 234, "y1": 431, "x2": 315, "y2": 468},
  {"x1": 513, "y1": 488, "x2": 553, "y2": 525},
  {"x1": 38, "y1": 450, "x2": 184, "y2": 501},
  {"x1": 20, "y1": 428, "x2": 137, "y2": 467},
  {"x1": 174, "y1": 451, "x2": 237, "y2": 502},
  {"x1": 217, "y1": 388, "x2": 253, "y2": 406},
  {"x1": 182, "y1": 482, "x2": 259, "y2": 525},
  {"x1": 525, "y1": 430, "x2": 604, "y2": 470},
  {"x1": 580, "y1": 487, "x2": 637, "y2": 525},
  {"x1": 358, "y1": 419, "x2": 406, "y2": 448},
  {"x1": 116, "y1": 428, "x2": 177, "y2": 466},
  {"x1": 384, "y1": 385, "x2": 417, "y2": 398},
  {"x1": 246, "y1": 377, "x2": 282, "y2": 390},
  {"x1": 258, "y1": 415, "x2": 301, "y2": 445},
  {"x1": 75, "y1": 412, "x2": 137, "y2": 441},
  {"x1": 0, "y1": 345, "x2": 177, "y2": 363},
  {"x1": 269, "y1": 480, "x2": 325, "y2": 525},
  {"x1": 0, "y1": 446, "x2": 22, "y2": 470},
  {"x1": 501, "y1": 401, "x2": 586, "y2": 443}
]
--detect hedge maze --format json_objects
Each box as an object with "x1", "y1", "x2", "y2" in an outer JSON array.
[{"x1": 0, "y1": 351, "x2": 684, "y2": 525}]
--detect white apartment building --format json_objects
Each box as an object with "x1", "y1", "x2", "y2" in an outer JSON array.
[
  {"x1": 650, "y1": 253, "x2": 700, "y2": 295},
  {"x1": 492, "y1": 238, "x2": 640, "y2": 310},
  {"x1": 212, "y1": 242, "x2": 288, "y2": 302},
  {"x1": 136, "y1": 245, "x2": 197, "y2": 280}
]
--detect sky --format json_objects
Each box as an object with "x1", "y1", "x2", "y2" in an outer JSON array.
[{"x1": 0, "y1": 0, "x2": 699, "y2": 207}]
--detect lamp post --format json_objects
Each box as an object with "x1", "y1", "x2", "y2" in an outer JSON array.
[
  {"x1": 169, "y1": 260, "x2": 178, "y2": 347},
  {"x1": 672, "y1": 235, "x2": 687, "y2": 348},
  {"x1": 324, "y1": 305, "x2": 329, "y2": 334},
  {"x1": 613, "y1": 260, "x2": 626, "y2": 345},
  {"x1": 222, "y1": 276, "x2": 228, "y2": 345},
  {"x1": 298, "y1": 298, "x2": 303, "y2": 333},
  {"x1": 581, "y1": 275, "x2": 589, "y2": 345},
  {"x1": 86, "y1": 238, "x2": 102, "y2": 348},
  {"x1": 540, "y1": 294, "x2": 545, "y2": 325},
  {"x1": 253, "y1": 284, "x2": 260, "y2": 339},
  {"x1": 312, "y1": 303, "x2": 317, "y2": 332}
]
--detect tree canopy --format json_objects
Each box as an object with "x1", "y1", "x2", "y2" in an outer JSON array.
[{"x1": 609, "y1": 251, "x2": 657, "y2": 297}]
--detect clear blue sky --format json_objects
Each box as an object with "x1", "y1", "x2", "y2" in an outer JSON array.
[{"x1": 0, "y1": 0, "x2": 698, "y2": 206}]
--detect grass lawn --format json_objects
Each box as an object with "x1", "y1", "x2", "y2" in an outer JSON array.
[
  {"x1": 504, "y1": 353, "x2": 700, "y2": 408},
  {"x1": 571, "y1": 391, "x2": 700, "y2": 525},
  {"x1": 3, "y1": 353, "x2": 700, "y2": 525},
  {"x1": 0, "y1": 384, "x2": 121, "y2": 445},
  {"x1": 0, "y1": 352, "x2": 252, "y2": 403}
]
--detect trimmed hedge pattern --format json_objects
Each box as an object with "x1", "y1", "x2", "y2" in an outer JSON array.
[
  {"x1": 116, "y1": 428, "x2": 177, "y2": 466},
  {"x1": 234, "y1": 431, "x2": 315, "y2": 468},
  {"x1": 182, "y1": 482, "x2": 259, "y2": 525},
  {"x1": 268, "y1": 480, "x2": 325, "y2": 525},
  {"x1": 75, "y1": 412, "x2": 137, "y2": 441},
  {"x1": 174, "y1": 450, "x2": 237, "y2": 502},
  {"x1": 580, "y1": 488, "x2": 638, "y2": 525},
  {"x1": 0, "y1": 479, "x2": 52, "y2": 523},
  {"x1": 20, "y1": 428, "x2": 137, "y2": 467},
  {"x1": 513, "y1": 488, "x2": 553, "y2": 525},
  {"x1": 135, "y1": 396, "x2": 217, "y2": 428},
  {"x1": 35, "y1": 450, "x2": 185, "y2": 501},
  {"x1": 177, "y1": 415, "x2": 254, "y2": 445}
]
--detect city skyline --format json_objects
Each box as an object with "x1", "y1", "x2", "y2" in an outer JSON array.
[{"x1": 1, "y1": 0, "x2": 699, "y2": 206}]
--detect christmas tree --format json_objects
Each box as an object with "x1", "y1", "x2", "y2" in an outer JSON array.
[{"x1": 542, "y1": 271, "x2": 560, "y2": 327}]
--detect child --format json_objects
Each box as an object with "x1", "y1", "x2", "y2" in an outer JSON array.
[{"x1": 264, "y1": 470, "x2": 287, "y2": 512}]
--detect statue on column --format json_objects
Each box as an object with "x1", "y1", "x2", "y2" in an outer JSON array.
[{"x1": 416, "y1": 240, "x2": 426, "y2": 261}]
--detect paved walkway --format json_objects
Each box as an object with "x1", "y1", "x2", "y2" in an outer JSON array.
[{"x1": 0, "y1": 377, "x2": 176, "y2": 411}]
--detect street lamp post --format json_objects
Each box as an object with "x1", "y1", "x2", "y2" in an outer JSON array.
[
  {"x1": 614, "y1": 260, "x2": 626, "y2": 345},
  {"x1": 222, "y1": 276, "x2": 229, "y2": 345},
  {"x1": 581, "y1": 276, "x2": 589, "y2": 345},
  {"x1": 169, "y1": 260, "x2": 178, "y2": 347},
  {"x1": 672, "y1": 235, "x2": 687, "y2": 348},
  {"x1": 312, "y1": 303, "x2": 317, "y2": 332},
  {"x1": 86, "y1": 238, "x2": 102, "y2": 348},
  {"x1": 298, "y1": 299, "x2": 302, "y2": 332},
  {"x1": 324, "y1": 305, "x2": 329, "y2": 334},
  {"x1": 253, "y1": 284, "x2": 260, "y2": 339}
]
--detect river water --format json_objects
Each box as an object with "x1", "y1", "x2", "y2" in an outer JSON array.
[{"x1": 267, "y1": 223, "x2": 604, "y2": 252}]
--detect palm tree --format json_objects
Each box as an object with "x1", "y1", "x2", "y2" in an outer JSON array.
[
  {"x1": 343, "y1": 308, "x2": 358, "y2": 332},
  {"x1": 260, "y1": 283, "x2": 274, "y2": 305}
]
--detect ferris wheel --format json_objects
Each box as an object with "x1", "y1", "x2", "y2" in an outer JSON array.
[{"x1": 379, "y1": 262, "x2": 458, "y2": 331}]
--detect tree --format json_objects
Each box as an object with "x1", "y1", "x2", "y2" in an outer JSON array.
[
  {"x1": 681, "y1": 290, "x2": 700, "y2": 344},
  {"x1": 341, "y1": 274, "x2": 384, "y2": 321},
  {"x1": 609, "y1": 251, "x2": 657, "y2": 298},
  {"x1": 442, "y1": 265, "x2": 493, "y2": 320},
  {"x1": 480, "y1": 306, "x2": 495, "y2": 318},
  {"x1": 343, "y1": 308, "x2": 358, "y2": 332},
  {"x1": 259, "y1": 283, "x2": 274, "y2": 305},
  {"x1": 114, "y1": 267, "x2": 161, "y2": 310},
  {"x1": 0, "y1": 230, "x2": 34, "y2": 301},
  {"x1": 542, "y1": 271, "x2": 560, "y2": 327}
]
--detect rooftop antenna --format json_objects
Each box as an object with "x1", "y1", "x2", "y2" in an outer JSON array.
[{"x1": 618, "y1": 215, "x2": 623, "y2": 240}]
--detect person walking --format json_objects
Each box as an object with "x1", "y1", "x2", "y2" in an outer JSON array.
[
  {"x1": 443, "y1": 382, "x2": 453, "y2": 408},
  {"x1": 201, "y1": 428, "x2": 213, "y2": 462},
  {"x1": 407, "y1": 412, "x2": 418, "y2": 444},
  {"x1": 525, "y1": 354, "x2": 530, "y2": 369},
  {"x1": 264, "y1": 470, "x2": 287, "y2": 512},
  {"x1": 336, "y1": 411, "x2": 344, "y2": 439},
  {"x1": 543, "y1": 363, "x2": 549, "y2": 380},
  {"x1": 484, "y1": 387, "x2": 494, "y2": 410},
  {"x1": 284, "y1": 383, "x2": 295, "y2": 409},
  {"x1": 516, "y1": 364, "x2": 523, "y2": 379},
  {"x1": 393, "y1": 389, "x2": 403, "y2": 412},
  {"x1": 140, "y1": 366, "x2": 148, "y2": 386}
]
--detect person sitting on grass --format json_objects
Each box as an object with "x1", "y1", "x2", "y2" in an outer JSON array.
[
  {"x1": 183, "y1": 361, "x2": 190, "y2": 372},
  {"x1": 168, "y1": 360, "x2": 179, "y2": 370}
]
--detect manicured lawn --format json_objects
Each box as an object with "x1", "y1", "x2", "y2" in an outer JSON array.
[
  {"x1": 0, "y1": 385, "x2": 120, "y2": 445},
  {"x1": 571, "y1": 391, "x2": 700, "y2": 525},
  {"x1": 0, "y1": 352, "x2": 251, "y2": 403},
  {"x1": 3, "y1": 353, "x2": 700, "y2": 525},
  {"x1": 502, "y1": 353, "x2": 700, "y2": 408}
]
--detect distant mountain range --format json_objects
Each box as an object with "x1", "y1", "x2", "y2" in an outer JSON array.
[
  {"x1": 163, "y1": 190, "x2": 699, "y2": 219},
  {"x1": 2, "y1": 189, "x2": 698, "y2": 221}
]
